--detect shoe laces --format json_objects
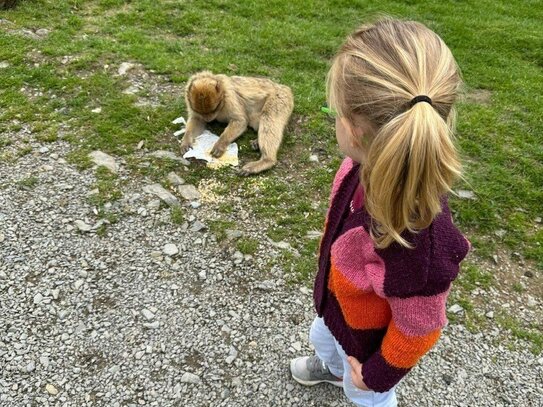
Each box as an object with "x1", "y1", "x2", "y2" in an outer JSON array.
[{"x1": 307, "y1": 355, "x2": 329, "y2": 375}]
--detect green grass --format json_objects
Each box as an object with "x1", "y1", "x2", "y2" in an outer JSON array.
[
  {"x1": 0, "y1": 0, "x2": 541, "y2": 274},
  {"x1": 17, "y1": 175, "x2": 38, "y2": 189},
  {"x1": 88, "y1": 167, "x2": 123, "y2": 207},
  {"x1": 236, "y1": 237, "x2": 259, "y2": 255},
  {"x1": 170, "y1": 206, "x2": 184, "y2": 225},
  {"x1": 496, "y1": 313, "x2": 543, "y2": 354}
]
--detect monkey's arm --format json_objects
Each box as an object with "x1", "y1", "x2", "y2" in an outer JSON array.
[
  {"x1": 210, "y1": 119, "x2": 247, "y2": 158},
  {"x1": 180, "y1": 116, "x2": 206, "y2": 155}
]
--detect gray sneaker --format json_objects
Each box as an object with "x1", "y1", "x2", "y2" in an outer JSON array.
[{"x1": 290, "y1": 355, "x2": 343, "y2": 387}]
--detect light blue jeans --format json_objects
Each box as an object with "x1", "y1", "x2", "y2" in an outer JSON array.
[{"x1": 309, "y1": 317, "x2": 398, "y2": 407}]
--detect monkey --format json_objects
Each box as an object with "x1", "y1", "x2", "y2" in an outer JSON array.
[{"x1": 180, "y1": 71, "x2": 294, "y2": 175}]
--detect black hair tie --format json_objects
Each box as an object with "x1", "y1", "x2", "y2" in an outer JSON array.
[{"x1": 409, "y1": 95, "x2": 432, "y2": 107}]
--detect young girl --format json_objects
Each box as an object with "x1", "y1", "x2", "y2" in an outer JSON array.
[{"x1": 290, "y1": 18, "x2": 470, "y2": 407}]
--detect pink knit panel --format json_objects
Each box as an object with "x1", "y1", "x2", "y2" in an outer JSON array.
[
  {"x1": 330, "y1": 226, "x2": 386, "y2": 296},
  {"x1": 387, "y1": 290, "x2": 450, "y2": 337},
  {"x1": 330, "y1": 157, "x2": 355, "y2": 200}
]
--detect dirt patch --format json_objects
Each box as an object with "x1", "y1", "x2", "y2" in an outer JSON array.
[{"x1": 463, "y1": 88, "x2": 492, "y2": 105}]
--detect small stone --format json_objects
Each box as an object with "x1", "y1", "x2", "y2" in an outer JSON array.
[
  {"x1": 177, "y1": 184, "x2": 201, "y2": 201},
  {"x1": 26, "y1": 361, "x2": 36, "y2": 372},
  {"x1": 456, "y1": 190, "x2": 476, "y2": 200},
  {"x1": 448, "y1": 304, "x2": 463, "y2": 314},
  {"x1": 39, "y1": 356, "x2": 49, "y2": 368},
  {"x1": 74, "y1": 220, "x2": 92, "y2": 232},
  {"x1": 74, "y1": 279, "x2": 84, "y2": 290},
  {"x1": 0, "y1": 61, "x2": 9, "y2": 69},
  {"x1": 485, "y1": 311, "x2": 494, "y2": 319},
  {"x1": 225, "y1": 347, "x2": 238, "y2": 364},
  {"x1": 492, "y1": 255, "x2": 499, "y2": 264},
  {"x1": 91, "y1": 107, "x2": 102, "y2": 114},
  {"x1": 535, "y1": 217, "x2": 542, "y2": 224},
  {"x1": 137, "y1": 140, "x2": 145, "y2": 149},
  {"x1": 225, "y1": 229, "x2": 242, "y2": 240},
  {"x1": 149, "y1": 150, "x2": 190, "y2": 165},
  {"x1": 0, "y1": 233, "x2": 5, "y2": 243},
  {"x1": 163, "y1": 244, "x2": 179, "y2": 256},
  {"x1": 89, "y1": 151, "x2": 118, "y2": 174},
  {"x1": 537, "y1": 357, "x2": 543, "y2": 366},
  {"x1": 118, "y1": 62, "x2": 135, "y2": 75},
  {"x1": 190, "y1": 201, "x2": 201, "y2": 209},
  {"x1": 232, "y1": 377, "x2": 242, "y2": 387},
  {"x1": 291, "y1": 342, "x2": 302, "y2": 352},
  {"x1": 143, "y1": 321, "x2": 160, "y2": 329},
  {"x1": 141, "y1": 309, "x2": 155, "y2": 321},
  {"x1": 167, "y1": 172, "x2": 185, "y2": 186},
  {"x1": 190, "y1": 221, "x2": 206, "y2": 232},
  {"x1": 45, "y1": 384, "x2": 58, "y2": 395},
  {"x1": 147, "y1": 199, "x2": 161, "y2": 210},
  {"x1": 33, "y1": 293, "x2": 44, "y2": 304},
  {"x1": 524, "y1": 270, "x2": 534, "y2": 278},
  {"x1": 36, "y1": 28, "x2": 50, "y2": 37},
  {"x1": 494, "y1": 229, "x2": 506, "y2": 238},
  {"x1": 51, "y1": 289, "x2": 60, "y2": 300},
  {"x1": 309, "y1": 154, "x2": 319, "y2": 163},
  {"x1": 142, "y1": 184, "x2": 180, "y2": 207},
  {"x1": 38, "y1": 146, "x2": 49, "y2": 154},
  {"x1": 180, "y1": 372, "x2": 201, "y2": 384},
  {"x1": 123, "y1": 85, "x2": 139, "y2": 95},
  {"x1": 527, "y1": 295, "x2": 537, "y2": 307},
  {"x1": 198, "y1": 271, "x2": 207, "y2": 280}
]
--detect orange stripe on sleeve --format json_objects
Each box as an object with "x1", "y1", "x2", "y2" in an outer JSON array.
[{"x1": 381, "y1": 320, "x2": 441, "y2": 369}]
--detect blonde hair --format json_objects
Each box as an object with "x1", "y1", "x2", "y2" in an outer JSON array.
[{"x1": 327, "y1": 18, "x2": 462, "y2": 249}]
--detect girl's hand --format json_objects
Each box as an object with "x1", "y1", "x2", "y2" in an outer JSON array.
[{"x1": 347, "y1": 356, "x2": 370, "y2": 391}]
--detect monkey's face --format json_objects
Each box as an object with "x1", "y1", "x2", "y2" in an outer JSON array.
[{"x1": 188, "y1": 78, "x2": 224, "y2": 122}]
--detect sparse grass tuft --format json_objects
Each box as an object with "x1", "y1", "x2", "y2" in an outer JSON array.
[
  {"x1": 170, "y1": 206, "x2": 184, "y2": 225},
  {"x1": 17, "y1": 176, "x2": 38, "y2": 189},
  {"x1": 236, "y1": 237, "x2": 259, "y2": 255}
]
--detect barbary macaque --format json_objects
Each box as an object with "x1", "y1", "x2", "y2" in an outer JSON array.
[{"x1": 181, "y1": 71, "x2": 294, "y2": 175}]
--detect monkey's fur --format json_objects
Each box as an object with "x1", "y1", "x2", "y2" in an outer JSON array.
[{"x1": 181, "y1": 71, "x2": 294, "y2": 175}]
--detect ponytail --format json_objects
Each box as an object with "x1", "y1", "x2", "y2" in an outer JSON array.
[{"x1": 362, "y1": 102, "x2": 461, "y2": 248}]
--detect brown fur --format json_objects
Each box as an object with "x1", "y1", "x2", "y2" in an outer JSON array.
[{"x1": 181, "y1": 71, "x2": 294, "y2": 175}]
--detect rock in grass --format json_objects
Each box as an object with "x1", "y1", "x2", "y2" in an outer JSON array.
[
  {"x1": 167, "y1": 172, "x2": 185, "y2": 186},
  {"x1": 118, "y1": 62, "x2": 135, "y2": 75},
  {"x1": 89, "y1": 151, "x2": 118, "y2": 174},
  {"x1": 142, "y1": 184, "x2": 179, "y2": 207},
  {"x1": 448, "y1": 304, "x2": 463, "y2": 314},
  {"x1": 177, "y1": 184, "x2": 201, "y2": 201},
  {"x1": 456, "y1": 190, "x2": 476, "y2": 200},
  {"x1": 149, "y1": 150, "x2": 190, "y2": 166}
]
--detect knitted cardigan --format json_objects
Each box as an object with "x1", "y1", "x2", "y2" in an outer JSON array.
[{"x1": 314, "y1": 158, "x2": 470, "y2": 392}]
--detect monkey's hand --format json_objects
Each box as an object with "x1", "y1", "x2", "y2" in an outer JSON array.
[
  {"x1": 210, "y1": 141, "x2": 227, "y2": 158},
  {"x1": 179, "y1": 138, "x2": 193, "y2": 155}
]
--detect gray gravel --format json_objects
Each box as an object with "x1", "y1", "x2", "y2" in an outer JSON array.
[{"x1": 1, "y1": 136, "x2": 542, "y2": 407}]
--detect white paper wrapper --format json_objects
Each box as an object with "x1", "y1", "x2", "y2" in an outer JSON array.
[
  {"x1": 173, "y1": 116, "x2": 239, "y2": 169},
  {"x1": 182, "y1": 131, "x2": 239, "y2": 169}
]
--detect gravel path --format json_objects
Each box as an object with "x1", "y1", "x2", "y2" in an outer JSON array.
[{"x1": 1, "y1": 137, "x2": 542, "y2": 407}]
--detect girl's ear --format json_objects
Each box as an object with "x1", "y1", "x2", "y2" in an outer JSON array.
[{"x1": 340, "y1": 117, "x2": 365, "y2": 148}]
